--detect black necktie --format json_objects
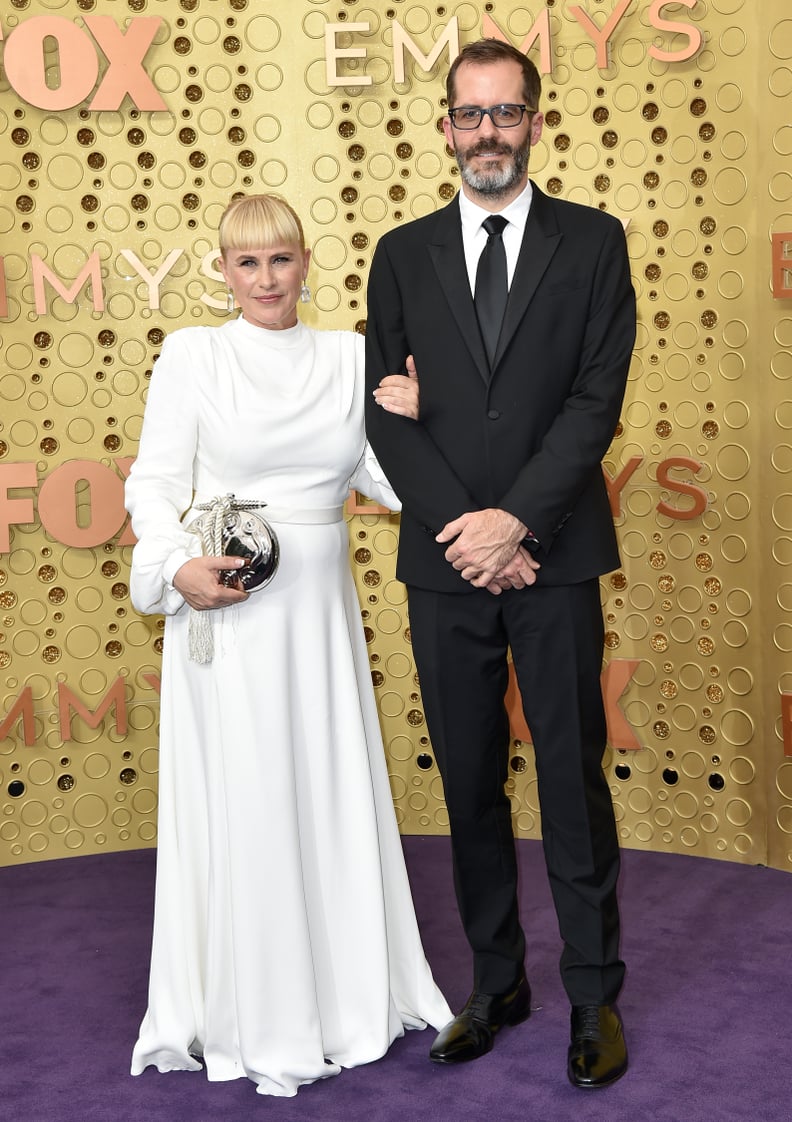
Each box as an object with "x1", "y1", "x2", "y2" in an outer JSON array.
[{"x1": 474, "y1": 214, "x2": 509, "y2": 365}]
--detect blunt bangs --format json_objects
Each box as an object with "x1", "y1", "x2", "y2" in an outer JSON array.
[{"x1": 219, "y1": 194, "x2": 305, "y2": 255}]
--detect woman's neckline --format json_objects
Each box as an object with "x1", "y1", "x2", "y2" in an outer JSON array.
[{"x1": 231, "y1": 315, "x2": 307, "y2": 346}]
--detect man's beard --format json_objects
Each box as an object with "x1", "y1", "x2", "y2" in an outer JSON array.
[{"x1": 455, "y1": 136, "x2": 530, "y2": 199}]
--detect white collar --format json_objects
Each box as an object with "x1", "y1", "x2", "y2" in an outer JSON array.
[{"x1": 458, "y1": 179, "x2": 534, "y2": 236}]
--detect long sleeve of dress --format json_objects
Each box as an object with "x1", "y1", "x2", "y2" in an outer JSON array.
[
  {"x1": 125, "y1": 332, "x2": 203, "y2": 616},
  {"x1": 348, "y1": 331, "x2": 402, "y2": 513},
  {"x1": 349, "y1": 440, "x2": 402, "y2": 513}
]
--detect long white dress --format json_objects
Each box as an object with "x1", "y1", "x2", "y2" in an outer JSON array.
[{"x1": 125, "y1": 315, "x2": 451, "y2": 1098}]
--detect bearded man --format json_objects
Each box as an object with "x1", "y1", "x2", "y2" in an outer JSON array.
[{"x1": 365, "y1": 38, "x2": 636, "y2": 1088}]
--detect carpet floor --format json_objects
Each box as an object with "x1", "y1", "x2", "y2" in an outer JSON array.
[{"x1": 2, "y1": 837, "x2": 789, "y2": 1122}]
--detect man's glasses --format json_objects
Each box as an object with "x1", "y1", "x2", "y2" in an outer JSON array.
[{"x1": 447, "y1": 104, "x2": 535, "y2": 130}]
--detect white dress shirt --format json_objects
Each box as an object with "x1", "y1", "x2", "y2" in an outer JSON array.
[{"x1": 458, "y1": 180, "x2": 534, "y2": 296}]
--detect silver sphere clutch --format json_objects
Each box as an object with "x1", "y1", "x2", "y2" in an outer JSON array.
[{"x1": 187, "y1": 496, "x2": 279, "y2": 592}]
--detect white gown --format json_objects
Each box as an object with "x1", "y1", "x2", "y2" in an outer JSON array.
[{"x1": 125, "y1": 315, "x2": 451, "y2": 1098}]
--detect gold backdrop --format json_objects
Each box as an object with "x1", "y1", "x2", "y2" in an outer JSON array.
[{"x1": 2, "y1": 0, "x2": 792, "y2": 872}]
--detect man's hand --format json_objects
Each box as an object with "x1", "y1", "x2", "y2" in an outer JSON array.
[
  {"x1": 436, "y1": 508, "x2": 534, "y2": 588},
  {"x1": 482, "y1": 546, "x2": 541, "y2": 595},
  {"x1": 173, "y1": 556, "x2": 249, "y2": 611},
  {"x1": 373, "y1": 353, "x2": 419, "y2": 419}
]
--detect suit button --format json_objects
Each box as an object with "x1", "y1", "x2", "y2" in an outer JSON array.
[{"x1": 487, "y1": 409, "x2": 500, "y2": 420}]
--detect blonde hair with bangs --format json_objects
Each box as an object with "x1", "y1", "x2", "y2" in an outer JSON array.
[{"x1": 218, "y1": 193, "x2": 306, "y2": 256}]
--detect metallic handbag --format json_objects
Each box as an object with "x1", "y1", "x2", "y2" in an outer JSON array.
[{"x1": 186, "y1": 494, "x2": 279, "y2": 592}]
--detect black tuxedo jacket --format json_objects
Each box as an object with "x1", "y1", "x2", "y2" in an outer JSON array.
[{"x1": 364, "y1": 184, "x2": 636, "y2": 593}]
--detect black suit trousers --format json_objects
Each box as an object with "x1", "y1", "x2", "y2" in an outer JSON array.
[{"x1": 408, "y1": 577, "x2": 625, "y2": 1005}]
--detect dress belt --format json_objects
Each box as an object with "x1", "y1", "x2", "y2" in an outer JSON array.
[
  {"x1": 190, "y1": 496, "x2": 344, "y2": 526},
  {"x1": 261, "y1": 505, "x2": 344, "y2": 525}
]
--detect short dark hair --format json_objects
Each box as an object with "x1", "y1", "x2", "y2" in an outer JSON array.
[{"x1": 446, "y1": 38, "x2": 542, "y2": 111}]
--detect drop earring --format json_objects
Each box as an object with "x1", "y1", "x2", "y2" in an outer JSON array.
[
  {"x1": 226, "y1": 289, "x2": 235, "y2": 313},
  {"x1": 300, "y1": 281, "x2": 311, "y2": 304}
]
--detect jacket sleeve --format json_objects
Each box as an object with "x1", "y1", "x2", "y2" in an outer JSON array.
[
  {"x1": 364, "y1": 235, "x2": 480, "y2": 533},
  {"x1": 124, "y1": 332, "x2": 203, "y2": 616},
  {"x1": 497, "y1": 217, "x2": 635, "y2": 550}
]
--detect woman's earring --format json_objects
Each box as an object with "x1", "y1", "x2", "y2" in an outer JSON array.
[
  {"x1": 300, "y1": 282, "x2": 311, "y2": 304},
  {"x1": 226, "y1": 289, "x2": 235, "y2": 313}
]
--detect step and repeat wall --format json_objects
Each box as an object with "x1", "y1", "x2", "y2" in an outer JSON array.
[{"x1": 2, "y1": 0, "x2": 792, "y2": 871}]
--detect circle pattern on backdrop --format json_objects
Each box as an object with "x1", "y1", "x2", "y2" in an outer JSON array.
[{"x1": 0, "y1": 3, "x2": 788, "y2": 871}]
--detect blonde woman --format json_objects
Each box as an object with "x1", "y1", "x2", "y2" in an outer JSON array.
[{"x1": 126, "y1": 194, "x2": 450, "y2": 1098}]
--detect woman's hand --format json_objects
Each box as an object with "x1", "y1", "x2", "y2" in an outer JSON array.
[
  {"x1": 172, "y1": 556, "x2": 249, "y2": 610},
  {"x1": 373, "y1": 353, "x2": 419, "y2": 419}
]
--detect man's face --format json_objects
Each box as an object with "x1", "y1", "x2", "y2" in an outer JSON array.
[{"x1": 443, "y1": 59, "x2": 543, "y2": 203}]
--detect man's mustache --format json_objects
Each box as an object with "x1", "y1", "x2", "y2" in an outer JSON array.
[{"x1": 466, "y1": 139, "x2": 514, "y2": 158}]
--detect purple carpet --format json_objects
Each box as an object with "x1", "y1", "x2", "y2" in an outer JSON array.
[{"x1": 2, "y1": 837, "x2": 789, "y2": 1122}]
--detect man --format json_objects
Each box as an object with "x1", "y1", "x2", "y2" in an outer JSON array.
[{"x1": 365, "y1": 38, "x2": 636, "y2": 1089}]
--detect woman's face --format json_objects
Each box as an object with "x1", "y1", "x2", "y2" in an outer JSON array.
[{"x1": 220, "y1": 244, "x2": 311, "y2": 331}]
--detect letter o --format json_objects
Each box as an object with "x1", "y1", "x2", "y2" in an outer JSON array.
[
  {"x1": 38, "y1": 460, "x2": 127, "y2": 547},
  {"x1": 4, "y1": 17, "x2": 99, "y2": 110}
]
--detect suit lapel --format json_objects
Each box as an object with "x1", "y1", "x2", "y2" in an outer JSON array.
[
  {"x1": 426, "y1": 187, "x2": 564, "y2": 379},
  {"x1": 493, "y1": 185, "x2": 563, "y2": 370},
  {"x1": 427, "y1": 198, "x2": 490, "y2": 383}
]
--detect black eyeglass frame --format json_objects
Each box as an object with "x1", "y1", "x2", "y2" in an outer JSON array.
[{"x1": 447, "y1": 103, "x2": 537, "y2": 130}]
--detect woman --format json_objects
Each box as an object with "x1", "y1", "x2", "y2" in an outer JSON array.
[{"x1": 126, "y1": 193, "x2": 450, "y2": 1098}]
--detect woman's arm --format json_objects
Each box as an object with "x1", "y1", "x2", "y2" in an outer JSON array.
[{"x1": 125, "y1": 331, "x2": 243, "y2": 615}]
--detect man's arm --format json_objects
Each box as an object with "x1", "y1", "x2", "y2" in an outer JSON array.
[
  {"x1": 364, "y1": 236, "x2": 480, "y2": 533},
  {"x1": 494, "y1": 217, "x2": 636, "y2": 546}
]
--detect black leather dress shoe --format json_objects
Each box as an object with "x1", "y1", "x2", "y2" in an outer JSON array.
[
  {"x1": 429, "y1": 974, "x2": 531, "y2": 1064},
  {"x1": 567, "y1": 1004, "x2": 628, "y2": 1089}
]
